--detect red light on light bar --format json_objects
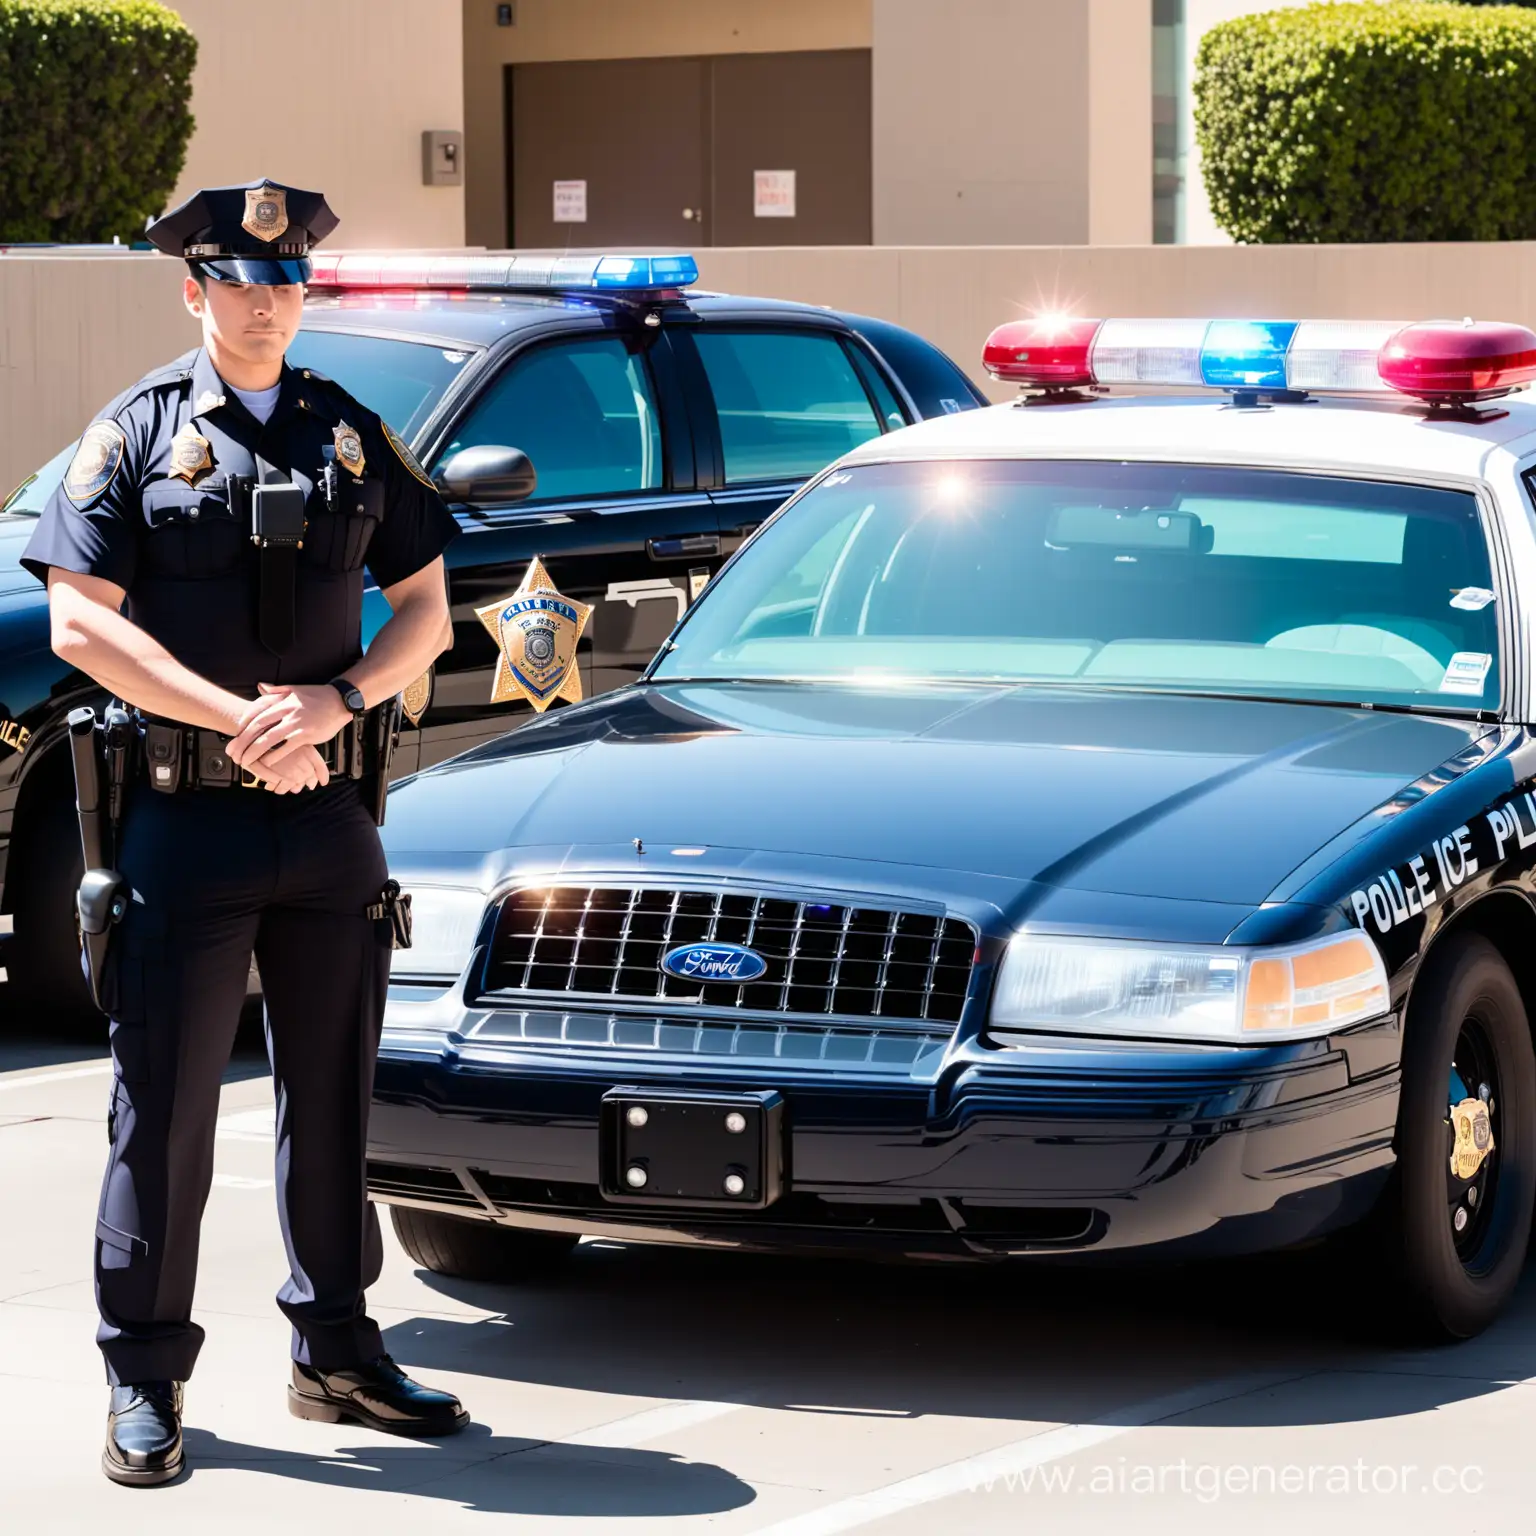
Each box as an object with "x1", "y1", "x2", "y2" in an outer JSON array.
[
  {"x1": 982, "y1": 318, "x2": 1103, "y2": 388},
  {"x1": 307, "y1": 254, "x2": 340, "y2": 285},
  {"x1": 1377, "y1": 320, "x2": 1536, "y2": 404}
]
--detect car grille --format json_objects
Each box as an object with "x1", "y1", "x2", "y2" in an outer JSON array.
[{"x1": 479, "y1": 886, "x2": 978, "y2": 1024}]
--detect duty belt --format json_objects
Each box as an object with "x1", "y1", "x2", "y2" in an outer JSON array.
[{"x1": 136, "y1": 713, "x2": 375, "y2": 792}]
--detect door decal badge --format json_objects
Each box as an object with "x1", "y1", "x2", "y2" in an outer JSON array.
[{"x1": 475, "y1": 556, "x2": 591, "y2": 711}]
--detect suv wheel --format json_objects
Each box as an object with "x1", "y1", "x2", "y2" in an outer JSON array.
[
  {"x1": 389, "y1": 1205, "x2": 577, "y2": 1282},
  {"x1": 1383, "y1": 933, "x2": 1536, "y2": 1339},
  {"x1": 5, "y1": 761, "x2": 94, "y2": 1021}
]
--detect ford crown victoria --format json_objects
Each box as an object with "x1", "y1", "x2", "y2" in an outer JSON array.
[{"x1": 369, "y1": 314, "x2": 1536, "y2": 1338}]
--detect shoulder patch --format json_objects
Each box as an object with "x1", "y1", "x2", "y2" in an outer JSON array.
[
  {"x1": 64, "y1": 421, "x2": 128, "y2": 507},
  {"x1": 383, "y1": 421, "x2": 436, "y2": 491}
]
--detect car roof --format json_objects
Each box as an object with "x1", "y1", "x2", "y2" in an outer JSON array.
[
  {"x1": 298, "y1": 288, "x2": 854, "y2": 347},
  {"x1": 839, "y1": 393, "x2": 1536, "y2": 482}
]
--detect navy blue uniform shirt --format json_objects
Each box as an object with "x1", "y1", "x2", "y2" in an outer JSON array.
[{"x1": 22, "y1": 347, "x2": 459, "y2": 693}]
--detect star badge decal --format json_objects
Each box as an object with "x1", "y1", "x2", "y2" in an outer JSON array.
[{"x1": 474, "y1": 556, "x2": 591, "y2": 711}]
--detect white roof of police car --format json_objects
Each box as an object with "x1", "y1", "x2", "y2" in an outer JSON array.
[{"x1": 839, "y1": 393, "x2": 1536, "y2": 482}]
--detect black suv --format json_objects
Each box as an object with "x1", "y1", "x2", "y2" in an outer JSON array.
[{"x1": 0, "y1": 253, "x2": 985, "y2": 1011}]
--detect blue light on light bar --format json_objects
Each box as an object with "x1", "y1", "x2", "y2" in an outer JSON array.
[
  {"x1": 1199, "y1": 320, "x2": 1298, "y2": 389},
  {"x1": 593, "y1": 254, "x2": 700, "y2": 289}
]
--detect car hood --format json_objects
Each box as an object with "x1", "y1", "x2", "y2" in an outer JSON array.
[{"x1": 384, "y1": 683, "x2": 1493, "y2": 936}]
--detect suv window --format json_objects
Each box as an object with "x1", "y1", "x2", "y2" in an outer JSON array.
[
  {"x1": 693, "y1": 330, "x2": 884, "y2": 485},
  {"x1": 439, "y1": 337, "x2": 663, "y2": 502}
]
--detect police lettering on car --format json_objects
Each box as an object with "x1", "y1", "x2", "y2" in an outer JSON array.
[{"x1": 21, "y1": 178, "x2": 468, "y2": 1487}]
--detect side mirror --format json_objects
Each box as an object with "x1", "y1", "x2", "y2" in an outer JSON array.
[{"x1": 433, "y1": 445, "x2": 537, "y2": 506}]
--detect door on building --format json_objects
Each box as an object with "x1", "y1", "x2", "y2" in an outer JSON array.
[{"x1": 506, "y1": 50, "x2": 871, "y2": 248}]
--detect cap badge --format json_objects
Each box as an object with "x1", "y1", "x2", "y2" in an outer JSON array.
[
  {"x1": 242, "y1": 184, "x2": 289, "y2": 244},
  {"x1": 64, "y1": 420, "x2": 127, "y2": 507},
  {"x1": 168, "y1": 423, "x2": 214, "y2": 485},
  {"x1": 475, "y1": 556, "x2": 591, "y2": 711},
  {"x1": 333, "y1": 421, "x2": 366, "y2": 478}
]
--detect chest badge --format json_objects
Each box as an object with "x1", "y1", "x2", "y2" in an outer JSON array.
[
  {"x1": 167, "y1": 424, "x2": 214, "y2": 485},
  {"x1": 242, "y1": 184, "x2": 289, "y2": 243},
  {"x1": 333, "y1": 421, "x2": 367, "y2": 479},
  {"x1": 475, "y1": 556, "x2": 591, "y2": 712}
]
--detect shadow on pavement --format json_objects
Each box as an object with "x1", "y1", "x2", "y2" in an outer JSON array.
[
  {"x1": 377, "y1": 1237, "x2": 1536, "y2": 1434},
  {"x1": 178, "y1": 1424, "x2": 754, "y2": 1516}
]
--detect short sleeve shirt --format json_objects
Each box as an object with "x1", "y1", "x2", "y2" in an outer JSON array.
[{"x1": 22, "y1": 347, "x2": 460, "y2": 692}]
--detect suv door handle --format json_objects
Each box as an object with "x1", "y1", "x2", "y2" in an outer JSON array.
[{"x1": 647, "y1": 533, "x2": 720, "y2": 561}]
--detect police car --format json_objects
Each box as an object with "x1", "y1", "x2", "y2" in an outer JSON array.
[
  {"x1": 364, "y1": 314, "x2": 1536, "y2": 1341},
  {"x1": 0, "y1": 253, "x2": 983, "y2": 1012}
]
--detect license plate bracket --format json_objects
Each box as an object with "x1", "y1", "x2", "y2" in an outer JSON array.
[{"x1": 600, "y1": 1087, "x2": 784, "y2": 1209}]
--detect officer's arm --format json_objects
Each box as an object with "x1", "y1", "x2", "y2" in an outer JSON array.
[
  {"x1": 47, "y1": 568, "x2": 269, "y2": 734},
  {"x1": 344, "y1": 557, "x2": 453, "y2": 709}
]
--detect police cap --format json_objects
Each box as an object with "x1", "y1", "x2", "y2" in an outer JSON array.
[{"x1": 145, "y1": 178, "x2": 339, "y2": 286}]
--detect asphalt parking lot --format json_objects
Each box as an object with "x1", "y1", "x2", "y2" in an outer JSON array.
[{"x1": 3, "y1": 1015, "x2": 1534, "y2": 1533}]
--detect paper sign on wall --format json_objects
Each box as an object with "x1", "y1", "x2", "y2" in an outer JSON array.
[
  {"x1": 754, "y1": 170, "x2": 796, "y2": 218},
  {"x1": 553, "y1": 180, "x2": 587, "y2": 223}
]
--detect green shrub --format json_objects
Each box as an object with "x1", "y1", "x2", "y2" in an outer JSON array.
[
  {"x1": 1194, "y1": 1, "x2": 1536, "y2": 242},
  {"x1": 0, "y1": 0, "x2": 196, "y2": 243}
]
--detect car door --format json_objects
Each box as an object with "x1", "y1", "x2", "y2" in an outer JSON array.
[
  {"x1": 673, "y1": 324, "x2": 901, "y2": 563},
  {"x1": 411, "y1": 325, "x2": 721, "y2": 771}
]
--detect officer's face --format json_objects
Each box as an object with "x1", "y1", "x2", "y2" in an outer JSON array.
[{"x1": 184, "y1": 276, "x2": 305, "y2": 369}]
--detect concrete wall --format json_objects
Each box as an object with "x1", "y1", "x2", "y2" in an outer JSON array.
[
  {"x1": 462, "y1": 0, "x2": 872, "y2": 248},
  {"x1": 168, "y1": 0, "x2": 466, "y2": 250},
  {"x1": 872, "y1": 0, "x2": 1151, "y2": 246},
  {"x1": 13, "y1": 239, "x2": 1536, "y2": 492}
]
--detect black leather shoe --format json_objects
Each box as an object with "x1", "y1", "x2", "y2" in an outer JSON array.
[
  {"x1": 103, "y1": 1381, "x2": 184, "y2": 1486},
  {"x1": 289, "y1": 1355, "x2": 468, "y2": 1436}
]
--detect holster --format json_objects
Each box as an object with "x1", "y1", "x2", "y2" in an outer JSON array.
[
  {"x1": 363, "y1": 694, "x2": 405, "y2": 827},
  {"x1": 66, "y1": 705, "x2": 135, "y2": 1012},
  {"x1": 366, "y1": 879, "x2": 413, "y2": 949}
]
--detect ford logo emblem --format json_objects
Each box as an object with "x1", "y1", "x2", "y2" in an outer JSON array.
[{"x1": 660, "y1": 942, "x2": 769, "y2": 983}]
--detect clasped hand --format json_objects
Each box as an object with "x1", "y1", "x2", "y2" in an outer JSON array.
[{"x1": 225, "y1": 683, "x2": 354, "y2": 794}]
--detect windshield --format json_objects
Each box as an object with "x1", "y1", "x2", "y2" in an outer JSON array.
[
  {"x1": 3, "y1": 333, "x2": 471, "y2": 516},
  {"x1": 2, "y1": 441, "x2": 76, "y2": 517},
  {"x1": 655, "y1": 460, "x2": 1502, "y2": 712},
  {"x1": 286, "y1": 329, "x2": 472, "y2": 438}
]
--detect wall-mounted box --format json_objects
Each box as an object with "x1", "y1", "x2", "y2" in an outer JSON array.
[{"x1": 422, "y1": 130, "x2": 463, "y2": 187}]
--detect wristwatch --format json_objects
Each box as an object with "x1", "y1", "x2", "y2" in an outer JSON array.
[{"x1": 329, "y1": 676, "x2": 367, "y2": 728}]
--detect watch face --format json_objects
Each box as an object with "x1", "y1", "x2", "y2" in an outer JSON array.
[{"x1": 345, "y1": 687, "x2": 366, "y2": 713}]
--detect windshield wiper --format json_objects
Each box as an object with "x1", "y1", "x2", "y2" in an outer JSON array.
[{"x1": 647, "y1": 677, "x2": 1498, "y2": 721}]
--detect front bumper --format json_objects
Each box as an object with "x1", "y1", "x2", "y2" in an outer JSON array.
[{"x1": 367, "y1": 999, "x2": 1402, "y2": 1262}]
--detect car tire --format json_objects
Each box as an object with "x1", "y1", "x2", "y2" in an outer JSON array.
[
  {"x1": 1380, "y1": 932, "x2": 1536, "y2": 1340},
  {"x1": 388, "y1": 1204, "x2": 578, "y2": 1282},
  {"x1": 5, "y1": 760, "x2": 96, "y2": 1022}
]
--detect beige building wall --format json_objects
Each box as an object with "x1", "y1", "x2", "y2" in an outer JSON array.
[
  {"x1": 167, "y1": 0, "x2": 466, "y2": 250},
  {"x1": 871, "y1": 0, "x2": 1151, "y2": 246},
  {"x1": 462, "y1": 0, "x2": 873, "y2": 248}
]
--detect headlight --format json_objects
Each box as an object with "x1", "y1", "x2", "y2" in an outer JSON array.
[
  {"x1": 988, "y1": 930, "x2": 1389, "y2": 1045},
  {"x1": 390, "y1": 885, "x2": 487, "y2": 981}
]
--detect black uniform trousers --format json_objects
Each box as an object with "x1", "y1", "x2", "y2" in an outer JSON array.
[{"x1": 94, "y1": 775, "x2": 392, "y2": 1385}]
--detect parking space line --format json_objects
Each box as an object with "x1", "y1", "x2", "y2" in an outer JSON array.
[
  {"x1": 562, "y1": 1397, "x2": 745, "y2": 1448},
  {"x1": 748, "y1": 1371, "x2": 1311, "y2": 1536},
  {"x1": 0, "y1": 1062, "x2": 112, "y2": 1094}
]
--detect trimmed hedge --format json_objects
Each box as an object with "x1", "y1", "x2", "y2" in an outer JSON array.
[
  {"x1": 1194, "y1": 2, "x2": 1536, "y2": 243},
  {"x1": 0, "y1": 0, "x2": 196, "y2": 243}
]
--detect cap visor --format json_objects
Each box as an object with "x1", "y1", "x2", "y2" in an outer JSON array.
[{"x1": 199, "y1": 256, "x2": 312, "y2": 285}]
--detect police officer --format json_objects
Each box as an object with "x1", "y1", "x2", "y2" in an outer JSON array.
[{"x1": 21, "y1": 179, "x2": 468, "y2": 1486}]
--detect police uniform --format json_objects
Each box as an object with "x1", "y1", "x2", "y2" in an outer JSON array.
[{"x1": 21, "y1": 180, "x2": 467, "y2": 1482}]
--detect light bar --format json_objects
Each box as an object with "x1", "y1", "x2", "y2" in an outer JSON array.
[
  {"x1": 306, "y1": 251, "x2": 700, "y2": 293},
  {"x1": 980, "y1": 315, "x2": 1536, "y2": 406}
]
